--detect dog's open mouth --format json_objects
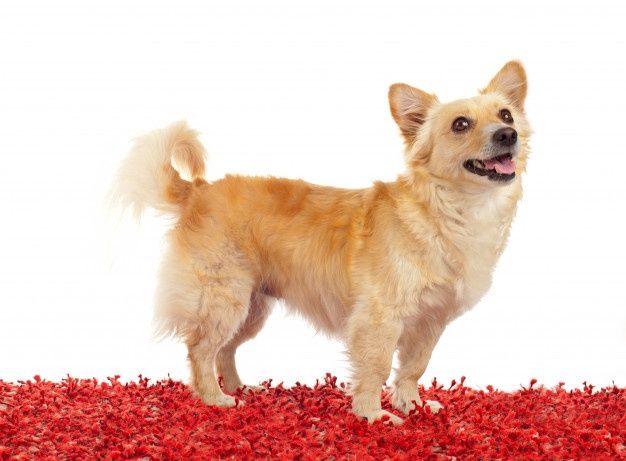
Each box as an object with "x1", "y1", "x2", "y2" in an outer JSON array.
[{"x1": 463, "y1": 153, "x2": 516, "y2": 182}]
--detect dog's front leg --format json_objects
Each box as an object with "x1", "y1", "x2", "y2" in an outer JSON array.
[
  {"x1": 391, "y1": 317, "x2": 445, "y2": 415},
  {"x1": 347, "y1": 303, "x2": 403, "y2": 424}
]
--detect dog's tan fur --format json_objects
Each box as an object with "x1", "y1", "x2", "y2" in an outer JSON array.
[{"x1": 112, "y1": 61, "x2": 530, "y2": 424}]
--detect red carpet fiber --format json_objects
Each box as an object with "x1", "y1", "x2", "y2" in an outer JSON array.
[{"x1": 1, "y1": 374, "x2": 624, "y2": 459}]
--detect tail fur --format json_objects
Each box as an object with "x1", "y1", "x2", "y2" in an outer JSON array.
[{"x1": 110, "y1": 120, "x2": 206, "y2": 218}]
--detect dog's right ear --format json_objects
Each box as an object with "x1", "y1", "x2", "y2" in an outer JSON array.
[
  {"x1": 388, "y1": 84, "x2": 437, "y2": 143},
  {"x1": 482, "y1": 61, "x2": 527, "y2": 110}
]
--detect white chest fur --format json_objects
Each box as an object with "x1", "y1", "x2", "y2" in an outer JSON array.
[
  {"x1": 441, "y1": 185, "x2": 518, "y2": 314},
  {"x1": 395, "y1": 183, "x2": 520, "y2": 322}
]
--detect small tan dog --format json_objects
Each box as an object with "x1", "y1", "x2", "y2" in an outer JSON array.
[{"x1": 112, "y1": 61, "x2": 530, "y2": 424}]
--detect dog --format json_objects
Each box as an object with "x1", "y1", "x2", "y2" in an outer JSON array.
[{"x1": 111, "y1": 61, "x2": 530, "y2": 424}]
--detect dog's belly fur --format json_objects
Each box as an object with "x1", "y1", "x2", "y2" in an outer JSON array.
[{"x1": 272, "y1": 281, "x2": 349, "y2": 335}]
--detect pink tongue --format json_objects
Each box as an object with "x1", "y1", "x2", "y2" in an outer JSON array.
[{"x1": 484, "y1": 158, "x2": 516, "y2": 175}]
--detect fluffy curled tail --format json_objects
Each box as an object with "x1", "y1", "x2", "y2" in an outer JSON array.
[{"x1": 110, "y1": 121, "x2": 206, "y2": 218}]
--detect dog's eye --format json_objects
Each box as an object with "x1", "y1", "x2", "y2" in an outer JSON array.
[
  {"x1": 500, "y1": 109, "x2": 514, "y2": 124},
  {"x1": 452, "y1": 117, "x2": 470, "y2": 132}
]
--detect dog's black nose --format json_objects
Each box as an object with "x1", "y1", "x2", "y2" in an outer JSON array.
[{"x1": 492, "y1": 127, "x2": 518, "y2": 147}]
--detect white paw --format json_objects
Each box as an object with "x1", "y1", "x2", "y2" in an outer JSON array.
[
  {"x1": 360, "y1": 409, "x2": 404, "y2": 425},
  {"x1": 425, "y1": 399, "x2": 443, "y2": 414},
  {"x1": 239, "y1": 384, "x2": 266, "y2": 394},
  {"x1": 391, "y1": 386, "x2": 421, "y2": 414},
  {"x1": 202, "y1": 393, "x2": 241, "y2": 408}
]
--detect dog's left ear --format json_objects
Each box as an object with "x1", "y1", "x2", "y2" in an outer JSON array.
[
  {"x1": 482, "y1": 61, "x2": 527, "y2": 110},
  {"x1": 389, "y1": 83, "x2": 438, "y2": 143}
]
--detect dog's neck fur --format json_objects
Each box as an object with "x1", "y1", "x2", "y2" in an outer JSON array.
[
  {"x1": 399, "y1": 166, "x2": 521, "y2": 241},
  {"x1": 392, "y1": 170, "x2": 522, "y2": 312}
]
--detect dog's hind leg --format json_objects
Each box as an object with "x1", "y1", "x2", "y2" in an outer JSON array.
[
  {"x1": 182, "y1": 258, "x2": 255, "y2": 408},
  {"x1": 216, "y1": 292, "x2": 273, "y2": 393}
]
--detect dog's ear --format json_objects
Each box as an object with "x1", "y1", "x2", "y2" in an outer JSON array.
[
  {"x1": 482, "y1": 61, "x2": 527, "y2": 110},
  {"x1": 388, "y1": 83, "x2": 437, "y2": 142}
]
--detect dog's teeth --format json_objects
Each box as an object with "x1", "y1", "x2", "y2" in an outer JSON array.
[{"x1": 473, "y1": 159, "x2": 484, "y2": 169}]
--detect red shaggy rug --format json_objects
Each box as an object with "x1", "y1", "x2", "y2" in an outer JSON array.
[{"x1": 1, "y1": 374, "x2": 624, "y2": 460}]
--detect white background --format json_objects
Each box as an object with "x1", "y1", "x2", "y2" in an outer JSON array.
[{"x1": 1, "y1": 1, "x2": 624, "y2": 391}]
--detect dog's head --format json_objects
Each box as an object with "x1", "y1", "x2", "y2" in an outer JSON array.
[{"x1": 389, "y1": 61, "x2": 530, "y2": 187}]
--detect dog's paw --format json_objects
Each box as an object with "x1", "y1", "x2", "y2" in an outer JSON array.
[
  {"x1": 391, "y1": 386, "x2": 444, "y2": 415},
  {"x1": 424, "y1": 399, "x2": 443, "y2": 414},
  {"x1": 201, "y1": 393, "x2": 242, "y2": 408},
  {"x1": 224, "y1": 383, "x2": 267, "y2": 394},
  {"x1": 239, "y1": 384, "x2": 267, "y2": 394},
  {"x1": 360, "y1": 409, "x2": 404, "y2": 425},
  {"x1": 391, "y1": 385, "x2": 421, "y2": 414}
]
